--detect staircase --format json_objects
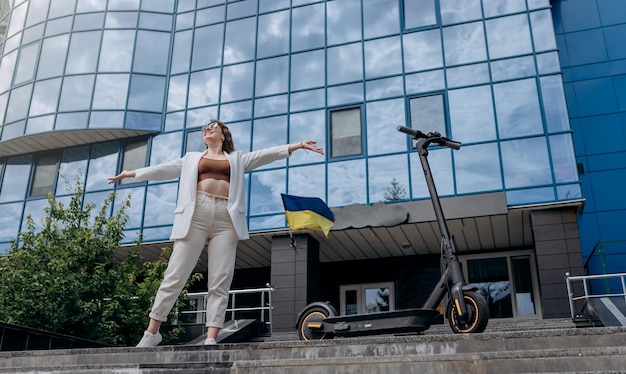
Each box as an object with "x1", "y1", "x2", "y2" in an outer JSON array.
[{"x1": 1, "y1": 319, "x2": 625, "y2": 373}]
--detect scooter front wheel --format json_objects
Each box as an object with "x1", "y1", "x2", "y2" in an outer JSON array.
[
  {"x1": 446, "y1": 291, "x2": 489, "y2": 333},
  {"x1": 298, "y1": 306, "x2": 335, "y2": 341}
]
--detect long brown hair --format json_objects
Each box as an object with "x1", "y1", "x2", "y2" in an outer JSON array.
[{"x1": 204, "y1": 119, "x2": 235, "y2": 153}]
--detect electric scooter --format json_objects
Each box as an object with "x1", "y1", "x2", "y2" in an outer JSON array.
[{"x1": 295, "y1": 125, "x2": 489, "y2": 340}]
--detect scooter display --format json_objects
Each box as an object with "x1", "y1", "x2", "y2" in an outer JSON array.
[{"x1": 295, "y1": 126, "x2": 489, "y2": 340}]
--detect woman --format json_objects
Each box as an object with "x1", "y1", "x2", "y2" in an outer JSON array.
[{"x1": 107, "y1": 119, "x2": 323, "y2": 347}]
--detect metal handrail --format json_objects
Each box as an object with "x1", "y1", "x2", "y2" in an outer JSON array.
[
  {"x1": 565, "y1": 272, "x2": 626, "y2": 318},
  {"x1": 176, "y1": 283, "x2": 275, "y2": 334}
]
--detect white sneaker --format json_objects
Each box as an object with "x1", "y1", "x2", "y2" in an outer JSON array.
[
  {"x1": 204, "y1": 338, "x2": 217, "y2": 345},
  {"x1": 136, "y1": 331, "x2": 162, "y2": 347}
]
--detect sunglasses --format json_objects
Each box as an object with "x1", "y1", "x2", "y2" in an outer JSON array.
[{"x1": 203, "y1": 122, "x2": 219, "y2": 132}]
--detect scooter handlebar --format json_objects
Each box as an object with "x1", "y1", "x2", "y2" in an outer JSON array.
[{"x1": 396, "y1": 125, "x2": 461, "y2": 150}]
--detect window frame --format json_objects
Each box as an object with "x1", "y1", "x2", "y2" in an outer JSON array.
[
  {"x1": 329, "y1": 105, "x2": 364, "y2": 160},
  {"x1": 29, "y1": 152, "x2": 59, "y2": 197}
]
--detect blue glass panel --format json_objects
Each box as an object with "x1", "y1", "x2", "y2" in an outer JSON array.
[
  {"x1": 366, "y1": 98, "x2": 406, "y2": 156},
  {"x1": 26, "y1": 114, "x2": 54, "y2": 134},
  {"x1": 251, "y1": 116, "x2": 288, "y2": 168},
  {"x1": 22, "y1": 24, "x2": 44, "y2": 45},
  {"x1": 485, "y1": 14, "x2": 532, "y2": 59},
  {"x1": 254, "y1": 94, "x2": 288, "y2": 118},
  {"x1": 223, "y1": 17, "x2": 256, "y2": 64},
  {"x1": 165, "y1": 111, "x2": 185, "y2": 131},
  {"x1": 449, "y1": 85, "x2": 496, "y2": 143},
  {"x1": 14, "y1": 43, "x2": 39, "y2": 85},
  {"x1": 92, "y1": 74, "x2": 129, "y2": 109},
  {"x1": 88, "y1": 111, "x2": 125, "y2": 129},
  {"x1": 409, "y1": 94, "x2": 444, "y2": 135},
  {"x1": 0, "y1": 156, "x2": 31, "y2": 202},
  {"x1": 99, "y1": 30, "x2": 135, "y2": 72},
  {"x1": 3, "y1": 34, "x2": 20, "y2": 54},
  {"x1": 327, "y1": 83, "x2": 363, "y2": 107},
  {"x1": 188, "y1": 68, "x2": 220, "y2": 107},
  {"x1": 549, "y1": 134, "x2": 578, "y2": 184},
  {"x1": 501, "y1": 137, "x2": 551, "y2": 189},
  {"x1": 249, "y1": 214, "x2": 285, "y2": 231},
  {"x1": 405, "y1": 70, "x2": 445, "y2": 95},
  {"x1": 75, "y1": 12, "x2": 105, "y2": 30},
  {"x1": 364, "y1": 36, "x2": 402, "y2": 79},
  {"x1": 58, "y1": 74, "x2": 94, "y2": 111},
  {"x1": 506, "y1": 187, "x2": 554, "y2": 205},
  {"x1": 493, "y1": 78, "x2": 543, "y2": 138},
  {"x1": 139, "y1": 226, "x2": 173, "y2": 242},
  {"x1": 327, "y1": 0, "x2": 361, "y2": 45},
  {"x1": 403, "y1": 29, "x2": 443, "y2": 72},
  {"x1": 171, "y1": 30, "x2": 192, "y2": 74},
  {"x1": 259, "y1": 0, "x2": 289, "y2": 13},
  {"x1": 249, "y1": 169, "x2": 287, "y2": 214},
  {"x1": 289, "y1": 110, "x2": 326, "y2": 166},
  {"x1": 167, "y1": 74, "x2": 188, "y2": 111},
  {"x1": 291, "y1": 3, "x2": 325, "y2": 52},
  {"x1": 66, "y1": 31, "x2": 101, "y2": 74},
  {"x1": 527, "y1": 0, "x2": 550, "y2": 10},
  {"x1": 133, "y1": 31, "x2": 170, "y2": 74},
  {"x1": 366, "y1": 76, "x2": 404, "y2": 101},
  {"x1": 579, "y1": 114, "x2": 625, "y2": 155},
  {"x1": 443, "y1": 22, "x2": 486, "y2": 66},
  {"x1": 573, "y1": 77, "x2": 618, "y2": 117},
  {"x1": 108, "y1": 0, "x2": 139, "y2": 11},
  {"x1": 5, "y1": 84, "x2": 32, "y2": 123},
  {"x1": 22, "y1": 198, "x2": 49, "y2": 233},
  {"x1": 559, "y1": 0, "x2": 601, "y2": 32},
  {"x1": 56, "y1": 112, "x2": 88, "y2": 130},
  {"x1": 290, "y1": 89, "x2": 325, "y2": 112},
  {"x1": 604, "y1": 24, "x2": 626, "y2": 61},
  {"x1": 446, "y1": 63, "x2": 489, "y2": 88},
  {"x1": 36, "y1": 34, "x2": 68, "y2": 79},
  {"x1": 482, "y1": 0, "x2": 526, "y2": 18},
  {"x1": 290, "y1": 50, "x2": 325, "y2": 90},
  {"x1": 530, "y1": 10, "x2": 557, "y2": 52},
  {"x1": 196, "y1": 5, "x2": 225, "y2": 26},
  {"x1": 139, "y1": 12, "x2": 173, "y2": 31},
  {"x1": 288, "y1": 163, "x2": 326, "y2": 199},
  {"x1": 29, "y1": 78, "x2": 61, "y2": 116},
  {"x1": 128, "y1": 74, "x2": 166, "y2": 112},
  {"x1": 440, "y1": 0, "x2": 482, "y2": 25},
  {"x1": 0, "y1": 93, "x2": 6, "y2": 122},
  {"x1": 597, "y1": 0, "x2": 626, "y2": 26},
  {"x1": 44, "y1": 16, "x2": 72, "y2": 37},
  {"x1": 177, "y1": 0, "x2": 195, "y2": 12},
  {"x1": 0, "y1": 51, "x2": 17, "y2": 92},
  {"x1": 1, "y1": 121, "x2": 25, "y2": 140},
  {"x1": 105, "y1": 12, "x2": 137, "y2": 29},
  {"x1": 255, "y1": 56, "x2": 289, "y2": 96},
  {"x1": 221, "y1": 62, "x2": 254, "y2": 101},
  {"x1": 564, "y1": 29, "x2": 607, "y2": 66},
  {"x1": 150, "y1": 132, "x2": 183, "y2": 165},
  {"x1": 540, "y1": 75, "x2": 570, "y2": 132},
  {"x1": 226, "y1": 120, "x2": 252, "y2": 152},
  {"x1": 56, "y1": 146, "x2": 89, "y2": 192},
  {"x1": 7, "y1": 2, "x2": 27, "y2": 37},
  {"x1": 410, "y1": 148, "x2": 454, "y2": 198},
  {"x1": 175, "y1": 11, "x2": 194, "y2": 30},
  {"x1": 218, "y1": 101, "x2": 250, "y2": 122},
  {"x1": 328, "y1": 159, "x2": 367, "y2": 206},
  {"x1": 185, "y1": 128, "x2": 206, "y2": 152},
  {"x1": 454, "y1": 143, "x2": 502, "y2": 194},
  {"x1": 327, "y1": 43, "x2": 363, "y2": 85},
  {"x1": 144, "y1": 183, "x2": 178, "y2": 226},
  {"x1": 26, "y1": 0, "x2": 50, "y2": 26},
  {"x1": 86, "y1": 142, "x2": 119, "y2": 192},
  {"x1": 227, "y1": 0, "x2": 257, "y2": 19},
  {"x1": 363, "y1": 0, "x2": 399, "y2": 39},
  {"x1": 112, "y1": 186, "x2": 144, "y2": 228},
  {"x1": 490, "y1": 55, "x2": 536, "y2": 82},
  {"x1": 616, "y1": 74, "x2": 626, "y2": 112},
  {"x1": 368, "y1": 154, "x2": 409, "y2": 202},
  {"x1": 0, "y1": 202, "x2": 24, "y2": 242},
  {"x1": 256, "y1": 10, "x2": 289, "y2": 58},
  {"x1": 125, "y1": 112, "x2": 162, "y2": 131},
  {"x1": 403, "y1": 0, "x2": 436, "y2": 29}
]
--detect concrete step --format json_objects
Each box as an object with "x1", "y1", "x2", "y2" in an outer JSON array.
[{"x1": 1, "y1": 325, "x2": 624, "y2": 374}]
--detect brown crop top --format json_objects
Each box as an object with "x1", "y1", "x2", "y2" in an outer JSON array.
[{"x1": 198, "y1": 158, "x2": 230, "y2": 182}]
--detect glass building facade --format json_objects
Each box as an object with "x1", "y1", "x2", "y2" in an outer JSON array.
[{"x1": 1, "y1": 0, "x2": 622, "y2": 328}]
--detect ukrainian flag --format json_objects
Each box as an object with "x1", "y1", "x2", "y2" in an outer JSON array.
[{"x1": 281, "y1": 194, "x2": 335, "y2": 237}]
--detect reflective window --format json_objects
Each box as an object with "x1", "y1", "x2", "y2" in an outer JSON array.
[
  {"x1": 26, "y1": 0, "x2": 50, "y2": 27},
  {"x1": 490, "y1": 55, "x2": 536, "y2": 82},
  {"x1": 74, "y1": 12, "x2": 105, "y2": 30},
  {"x1": 176, "y1": 11, "x2": 194, "y2": 30},
  {"x1": 290, "y1": 89, "x2": 325, "y2": 112},
  {"x1": 256, "y1": 10, "x2": 289, "y2": 58},
  {"x1": 288, "y1": 164, "x2": 326, "y2": 200},
  {"x1": 143, "y1": 184, "x2": 177, "y2": 226},
  {"x1": 530, "y1": 10, "x2": 557, "y2": 52},
  {"x1": 221, "y1": 62, "x2": 253, "y2": 102},
  {"x1": 252, "y1": 116, "x2": 288, "y2": 170},
  {"x1": 29, "y1": 78, "x2": 61, "y2": 116},
  {"x1": 255, "y1": 56, "x2": 289, "y2": 96},
  {"x1": 363, "y1": 0, "x2": 399, "y2": 39},
  {"x1": 331, "y1": 107, "x2": 362, "y2": 158},
  {"x1": 128, "y1": 74, "x2": 166, "y2": 112},
  {"x1": 557, "y1": 184, "x2": 582, "y2": 200},
  {"x1": 196, "y1": 5, "x2": 225, "y2": 27},
  {"x1": 36, "y1": 34, "x2": 69, "y2": 79},
  {"x1": 171, "y1": 30, "x2": 192, "y2": 74},
  {"x1": 167, "y1": 74, "x2": 188, "y2": 111},
  {"x1": 66, "y1": 31, "x2": 101, "y2": 75},
  {"x1": 443, "y1": 22, "x2": 486, "y2": 66},
  {"x1": 403, "y1": 30, "x2": 443, "y2": 73},
  {"x1": 44, "y1": 16, "x2": 72, "y2": 37},
  {"x1": 328, "y1": 83, "x2": 363, "y2": 107},
  {"x1": 58, "y1": 75, "x2": 94, "y2": 111},
  {"x1": 56, "y1": 112, "x2": 88, "y2": 130},
  {"x1": 89, "y1": 111, "x2": 125, "y2": 129},
  {"x1": 254, "y1": 94, "x2": 288, "y2": 118},
  {"x1": 76, "y1": 0, "x2": 106, "y2": 12},
  {"x1": 188, "y1": 69, "x2": 220, "y2": 108},
  {"x1": 506, "y1": 187, "x2": 554, "y2": 205},
  {"x1": 328, "y1": 43, "x2": 363, "y2": 85},
  {"x1": 454, "y1": 143, "x2": 502, "y2": 194},
  {"x1": 22, "y1": 24, "x2": 45, "y2": 45},
  {"x1": 22, "y1": 199, "x2": 48, "y2": 233},
  {"x1": 185, "y1": 128, "x2": 206, "y2": 152},
  {"x1": 125, "y1": 112, "x2": 161, "y2": 131},
  {"x1": 290, "y1": 50, "x2": 325, "y2": 90},
  {"x1": 5, "y1": 84, "x2": 32, "y2": 123},
  {"x1": 0, "y1": 155, "x2": 31, "y2": 202},
  {"x1": 486, "y1": 14, "x2": 532, "y2": 60},
  {"x1": 449, "y1": 85, "x2": 496, "y2": 143},
  {"x1": 410, "y1": 148, "x2": 454, "y2": 198},
  {"x1": 26, "y1": 114, "x2": 54, "y2": 134},
  {"x1": 99, "y1": 30, "x2": 135, "y2": 72},
  {"x1": 133, "y1": 31, "x2": 170, "y2": 74},
  {"x1": 227, "y1": 0, "x2": 257, "y2": 19},
  {"x1": 493, "y1": 78, "x2": 543, "y2": 138},
  {"x1": 188, "y1": 105, "x2": 218, "y2": 127},
  {"x1": 368, "y1": 154, "x2": 409, "y2": 202},
  {"x1": 108, "y1": 0, "x2": 140, "y2": 10},
  {"x1": 405, "y1": 70, "x2": 445, "y2": 95},
  {"x1": 291, "y1": 3, "x2": 324, "y2": 52},
  {"x1": 536, "y1": 52, "x2": 561, "y2": 75},
  {"x1": 540, "y1": 75, "x2": 570, "y2": 133},
  {"x1": 403, "y1": 0, "x2": 437, "y2": 29},
  {"x1": 227, "y1": 120, "x2": 251, "y2": 153},
  {"x1": 289, "y1": 110, "x2": 326, "y2": 166},
  {"x1": 86, "y1": 142, "x2": 118, "y2": 192},
  {"x1": 328, "y1": 159, "x2": 367, "y2": 206},
  {"x1": 446, "y1": 63, "x2": 489, "y2": 88},
  {"x1": 366, "y1": 76, "x2": 404, "y2": 101},
  {"x1": 141, "y1": 0, "x2": 174, "y2": 12},
  {"x1": 119, "y1": 140, "x2": 148, "y2": 184},
  {"x1": 366, "y1": 98, "x2": 406, "y2": 156},
  {"x1": 364, "y1": 36, "x2": 402, "y2": 79},
  {"x1": 113, "y1": 186, "x2": 144, "y2": 228},
  {"x1": 501, "y1": 137, "x2": 551, "y2": 189},
  {"x1": 56, "y1": 146, "x2": 89, "y2": 193},
  {"x1": 139, "y1": 12, "x2": 173, "y2": 31},
  {"x1": 224, "y1": 17, "x2": 256, "y2": 64},
  {"x1": 249, "y1": 169, "x2": 287, "y2": 214},
  {"x1": 482, "y1": 0, "x2": 526, "y2": 18},
  {"x1": 15, "y1": 43, "x2": 39, "y2": 85},
  {"x1": 192, "y1": 24, "x2": 224, "y2": 70},
  {"x1": 440, "y1": 0, "x2": 482, "y2": 25},
  {"x1": 150, "y1": 132, "x2": 183, "y2": 165},
  {"x1": 527, "y1": 0, "x2": 550, "y2": 9},
  {"x1": 549, "y1": 134, "x2": 578, "y2": 184},
  {"x1": 408, "y1": 94, "x2": 445, "y2": 136},
  {"x1": 327, "y1": 0, "x2": 361, "y2": 45},
  {"x1": 104, "y1": 11, "x2": 137, "y2": 29},
  {"x1": 165, "y1": 111, "x2": 185, "y2": 131},
  {"x1": 7, "y1": 1, "x2": 27, "y2": 37},
  {"x1": 0, "y1": 51, "x2": 18, "y2": 92},
  {"x1": 92, "y1": 74, "x2": 130, "y2": 109},
  {"x1": 30, "y1": 153, "x2": 58, "y2": 196},
  {"x1": 1, "y1": 121, "x2": 26, "y2": 140},
  {"x1": 0, "y1": 202, "x2": 23, "y2": 243},
  {"x1": 259, "y1": 0, "x2": 289, "y2": 13}
]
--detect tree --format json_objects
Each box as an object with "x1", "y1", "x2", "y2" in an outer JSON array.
[
  {"x1": 384, "y1": 177, "x2": 407, "y2": 201},
  {"x1": 0, "y1": 178, "x2": 201, "y2": 346}
]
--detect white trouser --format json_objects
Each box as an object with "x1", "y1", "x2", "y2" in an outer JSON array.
[{"x1": 149, "y1": 191, "x2": 239, "y2": 328}]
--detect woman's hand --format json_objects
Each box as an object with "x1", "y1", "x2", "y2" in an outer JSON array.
[
  {"x1": 298, "y1": 140, "x2": 324, "y2": 155},
  {"x1": 107, "y1": 170, "x2": 135, "y2": 184}
]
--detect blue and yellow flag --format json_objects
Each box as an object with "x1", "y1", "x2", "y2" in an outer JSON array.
[{"x1": 281, "y1": 194, "x2": 335, "y2": 237}]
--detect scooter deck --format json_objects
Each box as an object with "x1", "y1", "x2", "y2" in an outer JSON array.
[{"x1": 322, "y1": 308, "x2": 440, "y2": 337}]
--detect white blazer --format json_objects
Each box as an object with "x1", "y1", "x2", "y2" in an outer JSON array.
[{"x1": 134, "y1": 144, "x2": 291, "y2": 240}]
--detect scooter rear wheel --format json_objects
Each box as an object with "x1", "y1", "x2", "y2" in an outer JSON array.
[
  {"x1": 298, "y1": 306, "x2": 335, "y2": 341},
  {"x1": 446, "y1": 291, "x2": 489, "y2": 333}
]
